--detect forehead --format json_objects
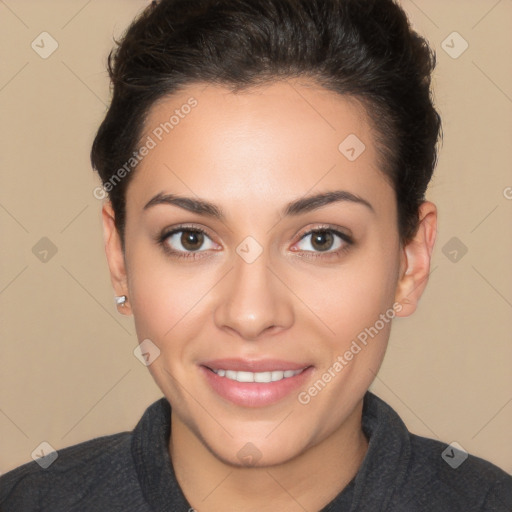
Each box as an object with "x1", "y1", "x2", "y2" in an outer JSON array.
[{"x1": 126, "y1": 80, "x2": 394, "y2": 217}]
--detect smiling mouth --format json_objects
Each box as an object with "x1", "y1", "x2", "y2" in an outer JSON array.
[
  {"x1": 200, "y1": 361, "x2": 314, "y2": 407},
  {"x1": 206, "y1": 367, "x2": 308, "y2": 383}
]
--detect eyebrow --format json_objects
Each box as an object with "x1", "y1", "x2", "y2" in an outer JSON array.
[{"x1": 143, "y1": 190, "x2": 375, "y2": 220}]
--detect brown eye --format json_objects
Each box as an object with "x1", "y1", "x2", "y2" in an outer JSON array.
[
  {"x1": 295, "y1": 228, "x2": 350, "y2": 254},
  {"x1": 161, "y1": 227, "x2": 216, "y2": 255},
  {"x1": 179, "y1": 230, "x2": 205, "y2": 251},
  {"x1": 310, "y1": 231, "x2": 335, "y2": 252}
]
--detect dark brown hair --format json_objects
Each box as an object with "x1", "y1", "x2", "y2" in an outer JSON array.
[{"x1": 91, "y1": 0, "x2": 442, "y2": 249}]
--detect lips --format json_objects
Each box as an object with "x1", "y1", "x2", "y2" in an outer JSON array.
[{"x1": 199, "y1": 358, "x2": 313, "y2": 407}]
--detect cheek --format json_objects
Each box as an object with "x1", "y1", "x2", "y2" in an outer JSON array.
[
  {"x1": 125, "y1": 244, "x2": 181, "y2": 338},
  {"x1": 126, "y1": 248, "x2": 218, "y2": 343},
  {"x1": 303, "y1": 252, "x2": 398, "y2": 342}
]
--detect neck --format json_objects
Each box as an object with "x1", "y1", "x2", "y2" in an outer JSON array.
[{"x1": 169, "y1": 399, "x2": 368, "y2": 511}]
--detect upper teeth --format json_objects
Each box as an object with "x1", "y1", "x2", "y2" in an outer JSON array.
[{"x1": 212, "y1": 369, "x2": 304, "y2": 383}]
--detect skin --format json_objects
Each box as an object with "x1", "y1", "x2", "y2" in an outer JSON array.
[{"x1": 102, "y1": 79, "x2": 437, "y2": 511}]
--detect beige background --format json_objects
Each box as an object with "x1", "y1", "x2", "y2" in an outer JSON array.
[{"x1": 1, "y1": 0, "x2": 511, "y2": 476}]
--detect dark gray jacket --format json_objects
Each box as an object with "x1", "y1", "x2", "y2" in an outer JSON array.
[{"x1": 1, "y1": 391, "x2": 511, "y2": 511}]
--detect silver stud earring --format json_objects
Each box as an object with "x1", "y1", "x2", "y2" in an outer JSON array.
[{"x1": 115, "y1": 295, "x2": 128, "y2": 307}]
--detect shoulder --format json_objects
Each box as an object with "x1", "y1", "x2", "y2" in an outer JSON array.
[
  {"x1": 0, "y1": 431, "x2": 146, "y2": 511},
  {"x1": 399, "y1": 433, "x2": 512, "y2": 511},
  {"x1": 363, "y1": 392, "x2": 512, "y2": 511}
]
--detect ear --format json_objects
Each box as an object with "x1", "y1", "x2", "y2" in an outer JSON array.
[
  {"x1": 102, "y1": 201, "x2": 132, "y2": 316},
  {"x1": 394, "y1": 201, "x2": 437, "y2": 317}
]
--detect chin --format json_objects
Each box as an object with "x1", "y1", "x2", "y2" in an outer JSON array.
[{"x1": 201, "y1": 428, "x2": 311, "y2": 469}]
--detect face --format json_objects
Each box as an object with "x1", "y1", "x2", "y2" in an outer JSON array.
[{"x1": 103, "y1": 79, "x2": 435, "y2": 467}]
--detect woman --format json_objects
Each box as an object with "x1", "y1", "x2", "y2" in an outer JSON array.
[{"x1": 1, "y1": 0, "x2": 511, "y2": 510}]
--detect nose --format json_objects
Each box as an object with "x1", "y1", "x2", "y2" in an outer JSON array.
[{"x1": 213, "y1": 246, "x2": 294, "y2": 341}]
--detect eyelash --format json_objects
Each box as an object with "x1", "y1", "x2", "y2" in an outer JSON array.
[{"x1": 155, "y1": 224, "x2": 354, "y2": 261}]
